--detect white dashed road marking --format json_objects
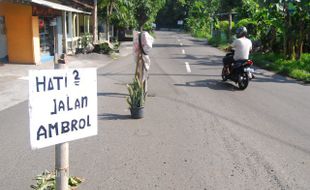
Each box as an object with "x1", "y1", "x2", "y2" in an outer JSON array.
[{"x1": 185, "y1": 62, "x2": 191, "y2": 73}]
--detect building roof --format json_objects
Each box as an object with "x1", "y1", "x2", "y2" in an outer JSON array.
[
  {"x1": 50, "y1": 0, "x2": 94, "y2": 11},
  {"x1": 31, "y1": 0, "x2": 92, "y2": 14}
]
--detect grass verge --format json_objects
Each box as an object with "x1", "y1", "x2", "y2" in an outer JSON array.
[{"x1": 251, "y1": 53, "x2": 310, "y2": 83}]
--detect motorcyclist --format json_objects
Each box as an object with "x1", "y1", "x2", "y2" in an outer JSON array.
[
  {"x1": 231, "y1": 26, "x2": 252, "y2": 62},
  {"x1": 223, "y1": 26, "x2": 253, "y2": 76}
]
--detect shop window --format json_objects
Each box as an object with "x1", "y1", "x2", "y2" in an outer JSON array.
[
  {"x1": 0, "y1": 17, "x2": 6, "y2": 35},
  {"x1": 39, "y1": 17, "x2": 54, "y2": 55}
]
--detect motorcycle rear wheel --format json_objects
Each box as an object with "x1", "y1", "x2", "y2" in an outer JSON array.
[{"x1": 238, "y1": 73, "x2": 249, "y2": 90}]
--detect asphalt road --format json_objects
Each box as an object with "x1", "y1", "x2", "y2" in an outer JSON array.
[{"x1": 0, "y1": 31, "x2": 310, "y2": 189}]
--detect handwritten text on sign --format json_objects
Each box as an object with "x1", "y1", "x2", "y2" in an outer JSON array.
[{"x1": 29, "y1": 68, "x2": 97, "y2": 149}]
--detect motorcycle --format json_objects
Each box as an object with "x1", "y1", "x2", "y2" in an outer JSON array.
[{"x1": 221, "y1": 51, "x2": 255, "y2": 90}]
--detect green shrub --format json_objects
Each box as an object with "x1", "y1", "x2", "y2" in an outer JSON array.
[
  {"x1": 187, "y1": 16, "x2": 212, "y2": 39},
  {"x1": 291, "y1": 69, "x2": 310, "y2": 82},
  {"x1": 216, "y1": 21, "x2": 235, "y2": 41},
  {"x1": 208, "y1": 30, "x2": 230, "y2": 47},
  {"x1": 192, "y1": 29, "x2": 210, "y2": 39},
  {"x1": 80, "y1": 33, "x2": 91, "y2": 49},
  {"x1": 299, "y1": 54, "x2": 310, "y2": 71},
  {"x1": 218, "y1": 21, "x2": 230, "y2": 30},
  {"x1": 100, "y1": 43, "x2": 112, "y2": 53},
  {"x1": 251, "y1": 53, "x2": 285, "y2": 67},
  {"x1": 93, "y1": 42, "x2": 120, "y2": 54}
]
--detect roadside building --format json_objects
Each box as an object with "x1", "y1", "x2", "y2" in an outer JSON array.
[{"x1": 0, "y1": 0, "x2": 94, "y2": 65}]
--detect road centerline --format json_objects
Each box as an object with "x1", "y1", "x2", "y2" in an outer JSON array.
[{"x1": 185, "y1": 62, "x2": 191, "y2": 73}]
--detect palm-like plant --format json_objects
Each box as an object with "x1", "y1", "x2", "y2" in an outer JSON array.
[{"x1": 127, "y1": 77, "x2": 145, "y2": 109}]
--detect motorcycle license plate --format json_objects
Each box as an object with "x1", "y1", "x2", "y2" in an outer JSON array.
[{"x1": 244, "y1": 67, "x2": 254, "y2": 73}]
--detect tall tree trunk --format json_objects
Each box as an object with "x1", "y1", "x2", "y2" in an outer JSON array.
[
  {"x1": 288, "y1": 11, "x2": 295, "y2": 60},
  {"x1": 270, "y1": 27, "x2": 276, "y2": 52},
  {"x1": 283, "y1": 31, "x2": 288, "y2": 57},
  {"x1": 106, "y1": 6, "x2": 110, "y2": 42},
  {"x1": 296, "y1": 21, "x2": 305, "y2": 60},
  {"x1": 228, "y1": 11, "x2": 232, "y2": 42},
  {"x1": 93, "y1": 0, "x2": 98, "y2": 44},
  {"x1": 283, "y1": 3, "x2": 289, "y2": 58},
  {"x1": 106, "y1": 3, "x2": 114, "y2": 42}
]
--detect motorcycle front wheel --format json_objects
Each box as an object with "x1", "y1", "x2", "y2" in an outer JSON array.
[
  {"x1": 221, "y1": 67, "x2": 228, "y2": 81},
  {"x1": 238, "y1": 73, "x2": 249, "y2": 90}
]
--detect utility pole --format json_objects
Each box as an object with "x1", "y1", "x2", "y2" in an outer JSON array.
[{"x1": 62, "y1": 11, "x2": 67, "y2": 54}]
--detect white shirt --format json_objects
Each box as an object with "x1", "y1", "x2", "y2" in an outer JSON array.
[{"x1": 231, "y1": 37, "x2": 252, "y2": 60}]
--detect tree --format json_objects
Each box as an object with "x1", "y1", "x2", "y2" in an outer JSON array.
[
  {"x1": 110, "y1": 0, "x2": 135, "y2": 29},
  {"x1": 98, "y1": 0, "x2": 134, "y2": 41},
  {"x1": 98, "y1": 0, "x2": 165, "y2": 39},
  {"x1": 98, "y1": 0, "x2": 116, "y2": 41},
  {"x1": 287, "y1": 0, "x2": 310, "y2": 59},
  {"x1": 133, "y1": 0, "x2": 152, "y2": 31},
  {"x1": 175, "y1": 0, "x2": 219, "y2": 37},
  {"x1": 156, "y1": 0, "x2": 187, "y2": 29},
  {"x1": 262, "y1": 0, "x2": 310, "y2": 59},
  {"x1": 133, "y1": 0, "x2": 166, "y2": 31},
  {"x1": 218, "y1": 0, "x2": 242, "y2": 41}
]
